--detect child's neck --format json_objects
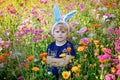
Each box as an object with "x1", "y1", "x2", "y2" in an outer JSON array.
[{"x1": 55, "y1": 40, "x2": 67, "y2": 46}]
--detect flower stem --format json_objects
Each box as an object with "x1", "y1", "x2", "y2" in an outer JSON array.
[{"x1": 100, "y1": 68, "x2": 104, "y2": 80}]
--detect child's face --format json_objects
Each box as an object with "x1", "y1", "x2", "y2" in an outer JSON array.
[{"x1": 53, "y1": 26, "x2": 68, "y2": 42}]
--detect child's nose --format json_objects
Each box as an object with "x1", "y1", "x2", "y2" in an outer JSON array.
[{"x1": 59, "y1": 32, "x2": 63, "y2": 35}]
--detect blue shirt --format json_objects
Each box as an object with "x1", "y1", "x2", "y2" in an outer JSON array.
[{"x1": 46, "y1": 41, "x2": 76, "y2": 75}]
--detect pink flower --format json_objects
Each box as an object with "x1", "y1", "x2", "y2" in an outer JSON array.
[
  {"x1": 105, "y1": 74, "x2": 115, "y2": 80},
  {"x1": 5, "y1": 41, "x2": 10, "y2": 45},
  {"x1": 10, "y1": 9, "x2": 16, "y2": 14},
  {"x1": 17, "y1": 76, "x2": 23, "y2": 80},
  {"x1": 115, "y1": 39, "x2": 120, "y2": 52},
  {"x1": 19, "y1": 3, "x2": 24, "y2": 7},
  {"x1": 117, "y1": 64, "x2": 120, "y2": 70},
  {"x1": 3, "y1": 41, "x2": 11, "y2": 48},
  {"x1": 102, "y1": 1, "x2": 108, "y2": 5},
  {"x1": 17, "y1": 25, "x2": 26, "y2": 31},
  {"x1": 0, "y1": 10, "x2": 3, "y2": 15},
  {"x1": 29, "y1": 27, "x2": 34, "y2": 34},
  {"x1": 116, "y1": 70, "x2": 120, "y2": 76},
  {"x1": 0, "y1": 38, "x2": 4, "y2": 47},
  {"x1": 8, "y1": 3, "x2": 13, "y2": 7},
  {"x1": 17, "y1": 40, "x2": 22, "y2": 44},
  {"x1": 32, "y1": 37, "x2": 41, "y2": 42},
  {"x1": 91, "y1": 0, "x2": 100, "y2": 5},
  {"x1": 104, "y1": 48, "x2": 111, "y2": 55},
  {"x1": 15, "y1": 33, "x2": 22, "y2": 38},
  {"x1": 97, "y1": 53, "x2": 111, "y2": 63},
  {"x1": 98, "y1": 54, "x2": 109, "y2": 61},
  {"x1": 23, "y1": 19, "x2": 31, "y2": 25},
  {"x1": 80, "y1": 37, "x2": 90, "y2": 44},
  {"x1": 106, "y1": 64, "x2": 111, "y2": 67},
  {"x1": 111, "y1": 3, "x2": 116, "y2": 8},
  {"x1": 34, "y1": 29, "x2": 43, "y2": 35},
  {"x1": 24, "y1": 7, "x2": 28, "y2": 11},
  {"x1": 79, "y1": 4, "x2": 85, "y2": 12},
  {"x1": 114, "y1": 28, "x2": 120, "y2": 36},
  {"x1": 32, "y1": 5, "x2": 38, "y2": 9},
  {"x1": 64, "y1": 3, "x2": 74, "y2": 10},
  {"x1": 40, "y1": 19, "x2": 46, "y2": 26},
  {"x1": 107, "y1": 27, "x2": 114, "y2": 34},
  {"x1": 96, "y1": 14, "x2": 100, "y2": 19},
  {"x1": 113, "y1": 59, "x2": 119, "y2": 64},
  {"x1": 40, "y1": 11, "x2": 45, "y2": 16},
  {"x1": 31, "y1": 10, "x2": 38, "y2": 17},
  {"x1": 103, "y1": 54, "x2": 111, "y2": 59},
  {"x1": 43, "y1": 35, "x2": 48, "y2": 39},
  {"x1": 100, "y1": 64, "x2": 104, "y2": 68},
  {"x1": 39, "y1": 0, "x2": 49, "y2": 4},
  {"x1": 77, "y1": 27, "x2": 87, "y2": 34},
  {"x1": 107, "y1": 38, "x2": 111, "y2": 40},
  {"x1": 67, "y1": 3, "x2": 74, "y2": 10},
  {"x1": 72, "y1": 37, "x2": 77, "y2": 41},
  {"x1": 98, "y1": 55, "x2": 104, "y2": 60},
  {"x1": 72, "y1": 22, "x2": 80, "y2": 26}
]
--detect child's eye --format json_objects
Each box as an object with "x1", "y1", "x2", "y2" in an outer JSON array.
[
  {"x1": 61, "y1": 31, "x2": 65, "y2": 33},
  {"x1": 56, "y1": 31, "x2": 59, "y2": 33}
]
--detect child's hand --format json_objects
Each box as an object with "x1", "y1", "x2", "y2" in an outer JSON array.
[
  {"x1": 46, "y1": 56, "x2": 52, "y2": 65},
  {"x1": 47, "y1": 55, "x2": 73, "y2": 67},
  {"x1": 65, "y1": 55, "x2": 71, "y2": 65}
]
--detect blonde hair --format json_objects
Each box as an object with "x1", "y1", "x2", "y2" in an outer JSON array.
[
  {"x1": 48, "y1": 23, "x2": 75, "y2": 40},
  {"x1": 54, "y1": 23, "x2": 68, "y2": 32}
]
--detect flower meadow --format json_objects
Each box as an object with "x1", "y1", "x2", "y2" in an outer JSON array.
[{"x1": 0, "y1": 0, "x2": 120, "y2": 80}]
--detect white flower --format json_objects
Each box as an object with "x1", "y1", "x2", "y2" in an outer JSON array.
[
  {"x1": 34, "y1": 58, "x2": 38, "y2": 62},
  {"x1": 0, "y1": 47, "x2": 2, "y2": 51},
  {"x1": 88, "y1": 33, "x2": 94, "y2": 37},
  {"x1": 16, "y1": 52, "x2": 22, "y2": 56},
  {"x1": 102, "y1": 7, "x2": 107, "y2": 11},
  {"x1": 4, "y1": 32, "x2": 10, "y2": 36},
  {"x1": 72, "y1": 37, "x2": 77, "y2": 41},
  {"x1": 48, "y1": 71, "x2": 52, "y2": 75},
  {"x1": 0, "y1": 63, "x2": 4, "y2": 68},
  {"x1": 98, "y1": 7, "x2": 102, "y2": 11}
]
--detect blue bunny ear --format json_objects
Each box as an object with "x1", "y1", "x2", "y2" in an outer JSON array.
[
  {"x1": 63, "y1": 10, "x2": 77, "y2": 22},
  {"x1": 53, "y1": 5, "x2": 61, "y2": 22}
]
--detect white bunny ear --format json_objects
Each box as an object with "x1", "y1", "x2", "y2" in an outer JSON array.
[
  {"x1": 53, "y1": 5, "x2": 61, "y2": 22},
  {"x1": 63, "y1": 10, "x2": 77, "y2": 22}
]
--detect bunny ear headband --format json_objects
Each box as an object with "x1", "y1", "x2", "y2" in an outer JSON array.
[{"x1": 51, "y1": 5, "x2": 77, "y2": 35}]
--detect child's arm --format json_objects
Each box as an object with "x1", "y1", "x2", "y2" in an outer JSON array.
[
  {"x1": 65, "y1": 55, "x2": 74, "y2": 64},
  {"x1": 47, "y1": 55, "x2": 73, "y2": 67},
  {"x1": 47, "y1": 56, "x2": 65, "y2": 66}
]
